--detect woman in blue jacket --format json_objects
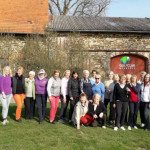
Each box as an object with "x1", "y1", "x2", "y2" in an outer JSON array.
[{"x1": 92, "y1": 74, "x2": 105, "y2": 102}]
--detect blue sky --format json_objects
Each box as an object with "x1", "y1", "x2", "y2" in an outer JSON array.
[{"x1": 107, "y1": 0, "x2": 150, "y2": 18}]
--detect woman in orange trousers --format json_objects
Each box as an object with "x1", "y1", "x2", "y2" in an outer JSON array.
[{"x1": 11, "y1": 67, "x2": 25, "y2": 122}]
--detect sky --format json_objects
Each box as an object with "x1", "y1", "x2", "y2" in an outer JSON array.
[{"x1": 107, "y1": 0, "x2": 150, "y2": 18}]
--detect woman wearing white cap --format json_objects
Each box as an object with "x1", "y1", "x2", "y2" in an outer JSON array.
[
  {"x1": 24, "y1": 71, "x2": 36, "y2": 120},
  {"x1": 35, "y1": 69, "x2": 48, "y2": 124}
]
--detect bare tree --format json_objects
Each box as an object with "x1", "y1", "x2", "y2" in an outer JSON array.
[{"x1": 49, "y1": 0, "x2": 112, "y2": 16}]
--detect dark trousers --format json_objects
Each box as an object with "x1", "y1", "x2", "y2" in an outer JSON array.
[
  {"x1": 91, "y1": 114, "x2": 107, "y2": 127},
  {"x1": 140, "y1": 102, "x2": 150, "y2": 129},
  {"x1": 140, "y1": 101, "x2": 145, "y2": 124},
  {"x1": 69, "y1": 97, "x2": 79, "y2": 120},
  {"x1": 110, "y1": 102, "x2": 116, "y2": 121},
  {"x1": 115, "y1": 101, "x2": 128, "y2": 127},
  {"x1": 128, "y1": 101, "x2": 139, "y2": 127},
  {"x1": 59, "y1": 95, "x2": 69, "y2": 120},
  {"x1": 36, "y1": 94, "x2": 47, "y2": 122},
  {"x1": 24, "y1": 97, "x2": 35, "y2": 119},
  {"x1": 104, "y1": 98, "x2": 110, "y2": 109}
]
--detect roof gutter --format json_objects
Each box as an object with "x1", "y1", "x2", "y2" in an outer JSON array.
[{"x1": 45, "y1": 28, "x2": 150, "y2": 34}]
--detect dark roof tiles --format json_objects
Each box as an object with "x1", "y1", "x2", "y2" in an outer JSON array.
[{"x1": 47, "y1": 16, "x2": 150, "y2": 33}]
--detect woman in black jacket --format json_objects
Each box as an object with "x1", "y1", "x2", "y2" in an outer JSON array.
[
  {"x1": 113, "y1": 74, "x2": 129, "y2": 131},
  {"x1": 68, "y1": 71, "x2": 80, "y2": 123},
  {"x1": 88, "y1": 94, "x2": 107, "y2": 128},
  {"x1": 12, "y1": 66, "x2": 25, "y2": 122}
]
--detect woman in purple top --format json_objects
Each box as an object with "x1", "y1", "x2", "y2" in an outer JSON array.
[
  {"x1": 0, "y1": 66, "x2": 12, "y2": 125},
  {"x1": 35, "y1": 69, "x2": 48, "y2": 124}
]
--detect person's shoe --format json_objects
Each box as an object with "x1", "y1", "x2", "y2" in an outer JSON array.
[
  {"x1": 120, "y1": 126, "x2": 126, "y2": 131},
  {"x1": 128, "y1": 126, "x2": 132, "y2": 131},
  {"x1": 16, "y1": 119, "x2": 22, "y2": 123},
  {"x1": 5, "y1": 119, "x2": 9, "y2": 124},
  {"x1": 134, "y1": 126, "x2": 138, "y2": 129},
  {"x1": 114, "y1": 127, "x2": 118, "y2": 131},
  {"x1": 58, "y1": 119, "x2": 65, "y2": 124},
  {"x1": 2, "y1": 120, "x2": 7, "y2": 125},
  {"x1": 49, "y1": 120, "x2": 55, "y2": 125},
  {"x1": 102, "y1": 126, "x2": 106, "y2": 129},
  {"x1": 141, "y1": 123, "x2": 145, "y2": 128},
  {"x1": 144, "y1": 128, "x2": 148, "y2": 131}
]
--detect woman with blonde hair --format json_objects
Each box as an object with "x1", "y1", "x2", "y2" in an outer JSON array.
[
  {"x1": 72, "y1": 93, "x2": 89, "y2": 130},
  {"x1": 0, "y1": 66, "x2": 12, "y2": 125},
  {"x1": 47, "y1": 70, "x2": 61, "y2": 124},
  {"x1": 113, "y1": 74, "x2": 129, "y2": 131},
  {"x1": 12, "y1": 66, "x2": 25, "y2": 123},
  {"x1": 58, "y1": 70, "x2": 71, "y2": 123},
  {"x1": 127, "y1": 75, "x2": 141, "y2": 130},
  {"x1": 88, "y1": 94, "x2": 107, "y2": 128}
]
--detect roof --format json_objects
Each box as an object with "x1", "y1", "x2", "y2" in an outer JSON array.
[{"x1": 47, "y1": 16, "x2": 150, "y2": 33}]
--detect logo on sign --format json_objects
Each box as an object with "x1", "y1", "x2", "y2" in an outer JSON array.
[
  {"x1": 120, "y1": 56, "x2": 130, "y2": 64},
  {"x1": 119, "y1": 56, "x2": 135, "y2": 69}
]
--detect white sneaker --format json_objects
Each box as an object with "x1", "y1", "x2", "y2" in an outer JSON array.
[
  {"x1": 102, "y1": 126, "x2": 106, "y2": 129},
  {"x1": 5, "y1": 119, "x2": 9, "y2": 124},
  {"x1": 120, "y1": 126, "x2": 126, "y2": 131},
  {"x1": 141, "y1": 123, "x2": 145, "y2": 128},
  {"x1": 114, "y1": 127, "x2": 118, "y2": 131},
  {"x1": 128, "y1": 126, "x2": 132, "y2": 130},
  {"x1": 134, "y1": 126, "x2": 138, "y2": 129},
  {"x1": 2, "y1": 120, "x2": 7, "y2": 125}
]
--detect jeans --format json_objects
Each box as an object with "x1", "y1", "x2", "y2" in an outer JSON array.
[
  {"x1": 128, "y1": 101, "x2": 139, "y2": 127},
  {"x1": 115, "y1": 101, "x2": 128, "y2": 127},
  {"x1": 140, "y1": 102, "x2": 150, "y2": 129},
  {"x1": 0, "y1": 94, "x2": 12, "y2": 119},
  {"x1": 36, "y1": 94, "x2": 47, "y2": 122},
  {"x1": 59, "y1": 95, "x2": 69, "y2": 120}
]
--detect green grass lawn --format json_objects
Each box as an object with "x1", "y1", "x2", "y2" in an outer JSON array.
[{"x1": 0, "y1": 103, "x2": 149, "y2": 150}]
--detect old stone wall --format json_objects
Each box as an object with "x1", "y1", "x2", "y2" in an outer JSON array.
[{"x1": 57, "y1": 33, "x2": 150, "y2": 77}]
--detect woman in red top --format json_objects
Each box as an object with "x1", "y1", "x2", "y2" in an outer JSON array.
[{"x1": 127, "y1": 75, "x2": 141, "y2": 130}]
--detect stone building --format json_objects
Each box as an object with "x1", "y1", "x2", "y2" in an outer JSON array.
[{"x1": 0, "y1": 0, "x2": 150, "y2": 78}]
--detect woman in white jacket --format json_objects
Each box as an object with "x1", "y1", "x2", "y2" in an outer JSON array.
[
  {"x1": 72, "y1": 93, "x2": 89, "y2": 130},
  {"x1": 140, "y1": 74, "x2": 150, "y2": 131}
]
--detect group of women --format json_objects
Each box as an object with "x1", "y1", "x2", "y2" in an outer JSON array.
[{"x1": 0, "y1": 66, "x2": 149, "y2": 131}]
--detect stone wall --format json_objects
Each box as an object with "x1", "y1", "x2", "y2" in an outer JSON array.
[
  {"x1": 57, "y1": 32, "x2": 150, "y2": 77},
  {"x1": 0, "y1": 32, "x2": 150, "y2": 78}
]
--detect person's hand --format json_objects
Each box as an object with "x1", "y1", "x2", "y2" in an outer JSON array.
[
  {"x1": 93, "y1": 114, "x2": 98, "y2": 118},
  {"x1": 2, "y1": 93, "x2": 6, "y2": 99},
  {"x1": 113, "y1": 104, "x2": 116, "y2": 108},
  {"x1": 48, "y1": 96, "x2": 52, "y2": 101},
  {"x1": 99, "y1": 112, "x2": 104, "y2": 118},
  {"x1": 70, "y1": 97, "x2": 73, "y2": 101},
  {"x1": 63, "y1": 98, "x2": 66, "y2": 103},
  {"x1": 77, "y1": 126, "x2": 80, "y2": 130},
  {"x1": 126, "y1": 87, "x2": 131, "y2": 92},
  {"x1": 149, "y1": 103, "x2": 150, "y2": 109},
  {"x1": 102, "y1": 101, "x2": 104, "y2": 103}
]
